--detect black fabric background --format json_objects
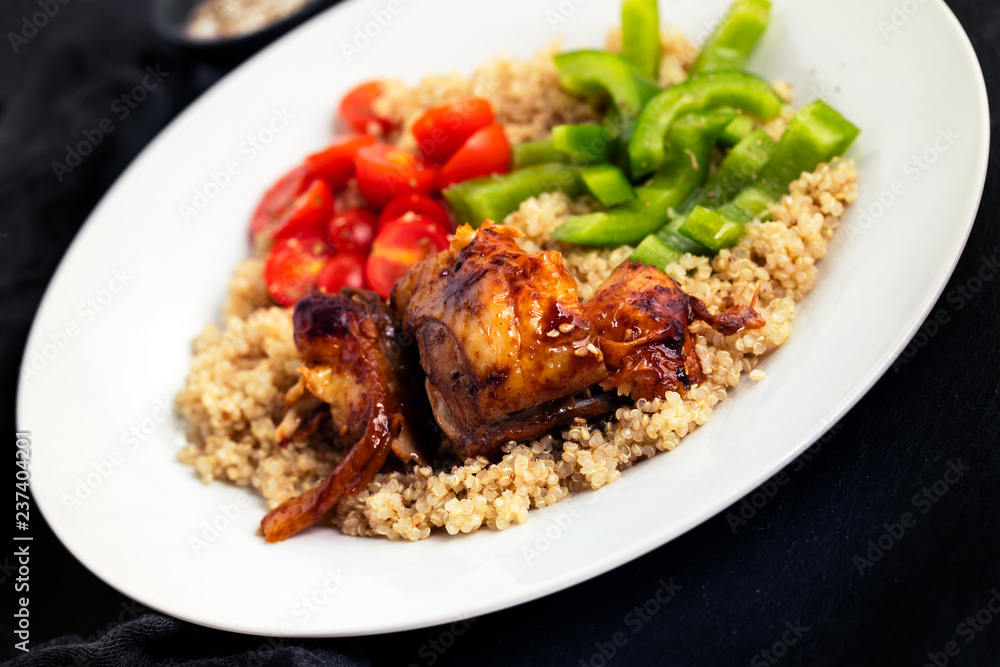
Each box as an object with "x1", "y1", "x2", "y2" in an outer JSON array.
[{"x1": 1, "y1": 1, "x2": 997, "y2": 665}]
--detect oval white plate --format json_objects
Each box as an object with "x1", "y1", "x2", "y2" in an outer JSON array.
[{"x1": 19, "y1": 0, "x2": 988, "y2": 637}]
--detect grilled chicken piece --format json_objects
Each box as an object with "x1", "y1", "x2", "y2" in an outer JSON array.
[
  {"x1": 393, "y1": 222, "x2": 614, "y2": 460},
  {"x1": 584, "y1": 260, "x2": 766, "y2": 401},
  {"x1": 261, "y1": 290, "x2": 431, "y2": 543}
]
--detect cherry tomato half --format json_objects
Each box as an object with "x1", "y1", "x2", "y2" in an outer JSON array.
[
  {"x1": 366, "y1": 214, "x2": 451, "y2": 298},
  {"x1": 339, "y1": 81, "x2": 393, "y2": 135},
  {"x1": 439, "y1": 123, "x2": 512, "y2": 188},
  {"x1": 377, "y1": 193, "x2": 452, "y2": 231},
  {"x1": 264, "y1": 237, "x2": 331, "y2": 307},
  {"x1": 304, "y1": 134, "x2": 377, "y2": 191},
  {"x1": 327, "y1": 208, "x2": 376, "y2": 256},
  {"x1": 411, "y1": 97, "x2": 495, "y2": 164},
  {"x1": 353, "y1": 144, "x2": 439, "y2": 209},
  {"x1": 250, "y1": 165, "x2": 309, "y2": 239},
  {"x1": 316, "y1": 254, "x2": 367, "y2": 294},
  {"x1": 270, "y1": 179, "x2": 335, "y2": 242}
]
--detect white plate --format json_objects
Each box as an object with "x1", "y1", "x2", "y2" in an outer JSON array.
[{"x1": 18, "y1": 0, "x2": 988, "y2": 637}]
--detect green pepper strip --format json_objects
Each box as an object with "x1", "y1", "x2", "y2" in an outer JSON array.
[
  {"x1": 601, "y1": 104, "x2": 639, "y2": 180},
  {"x1": 693, "y1": 129, "x2": 777, "y2": 209},
  {"x1": 621, "y1": 0, "x2": 661, "y2": 80},
  {"x1": 676, "y1": 99, "x2": 861, "y2": 251},
  {"x1": 552, "y1": 124, "x2": 611, "y2": 164},
  {"x1": 512, "y1": 138, "x2": 565, "y2": 169},
  {"x1": 443, "y1": 163, "x2": 586, "y2": 227},
  {"x1": 689, "y1": 0, "x2": 771, "y2": 76},
  {"x1": 718, "y1": 115, "x2": 756, "y2": 147},
  {"x1": 553, "y1": 50, "x2": 661, "y2": 117},
  {"x1": 678, "y1": 206, "x2": 746, "y2": 250},
  {"x1": 639, "y1": 129, "x2": 774, "y2": 261},
  {"x1": 578, "y1": 164, "x2": 637, "y2": 207},
  {"x1": 552, "y1": 111, "x2": 734, "y2": 247},
  {"x1": 628, "y1": 70, "x2": 783, "y2": 178},
  {"x1": 630, "y1": 234, "x2": 685, "y2": 272}
]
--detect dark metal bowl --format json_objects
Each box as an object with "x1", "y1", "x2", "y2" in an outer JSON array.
[{"x1": 151, "y1": 0, "x2": 339, "y2": 60}]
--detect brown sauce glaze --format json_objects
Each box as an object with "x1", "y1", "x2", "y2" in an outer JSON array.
[{"x1": 585, "y1": 260, "x2": 765, "y2": 401}]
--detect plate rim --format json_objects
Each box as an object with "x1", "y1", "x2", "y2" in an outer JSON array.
[{"x1": 17, "y1": 0, "x2": 991, "y2": 637}]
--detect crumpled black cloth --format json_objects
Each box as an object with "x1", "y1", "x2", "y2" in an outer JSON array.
[{"x1": 1, "y1": 612, "x2": 370, "y2": 666}]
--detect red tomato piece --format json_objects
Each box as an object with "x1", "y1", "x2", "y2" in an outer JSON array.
[
  {"x1": 304, "y1": 134, "x2": 377, "y2": 191},
  {"x1": 439, "y1": 124, "x2": 512, "y2": 188},
  {"x1": 365, "y1": 214, "x2": 451, "y2": 298},
  {"x1": 264, "y1": 237, "x2": 331, "y2": 307},
  {"x1": 250, "y1": 165, "x2": 309, "y2": 239},
  {"x1": 353, "y1": 144, "x2": 439, "y2": 209},
  {"x1": 316, "y1": 254, "x2": 367, "y2": 294},
  {"x1": 411, "y1": 97, "x2": 495, "y2": 164},
  {"x1": 270, "y1": 179, "x2": 335, "y2": 242},
  {"x1": 377, "y1": 193, "x2": 452, "y2": 231},
  {"x1": 339, "y1": 81, "x2": 393, "y2": 135},
  {"x1": 327, "y1": 208, "x2": 376, "y2": 256}
]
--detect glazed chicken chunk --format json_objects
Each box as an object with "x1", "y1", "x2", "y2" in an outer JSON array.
[
  {"x1": 261, "y1": 290, "x2": 431, "y2": 543},
  {"x1": 584, "y1": 260, "x2": 766, "y2": 401},
  {"x1": 393, "y1": 222, "x2": 619, "y2": 461}
]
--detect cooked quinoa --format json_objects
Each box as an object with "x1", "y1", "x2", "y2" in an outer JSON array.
[{"x1": 175, "y1": 32, "x2": 859, "y2": 541}]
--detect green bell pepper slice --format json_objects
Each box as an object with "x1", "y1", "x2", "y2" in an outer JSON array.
[
  {"x1": 621, "y1": 0, "x2": 661, "y2": 80},
  {"x1": 578, "y1": 164, "x2": 637, "y2": 206},
  {"x1": 647, "y1": 211, "x2": 710, "y2": 258},
  {"x1": 694, "y1": 129, "x2": 777, "y2": 208},
  {"x1": 552, "y1": 110, "x2": 734, "y2": 247},
  {"x1": 750, "y1": 98, "x2": 861, "y2": 201},
  {"x1": 443, "y1": 163, "x2": 586, "y2": 227},
  {"x1": 718, "y1": 114, "x2": 757, "y2": 147},
  {"x1": 712, "y1": 99, "x2": 860, "y2": 225},
  {"x1": 689, "y1": 0, "x2": 772, "y2": 76},
  {"x1": 552, "y1": 124, "x2": 612, "y2": 164},
  {"x1": 631, "y1": 234, "x2": 685, "y2": 271},
  {"x1": 676, "y1": 99, "x2": 860, "y2": 250},
  {"x1": 554, "y1": 50, "x2": 661, "y2": 117},
  {"x1": 511, "y1": 138, "x2": 565, "y2": 169},
  {"x1": 677, "y1": 206, "x2": 746, "y2": 251},
  {"x1": 655, "y1": 129, "x2": 774, "y2": 253},
  {"x1": 551, "y1": 187, "x2": 675, "y2": 247},
  {"x1": 628, "y1": 70, "x2": 783, "y2": 178}
]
